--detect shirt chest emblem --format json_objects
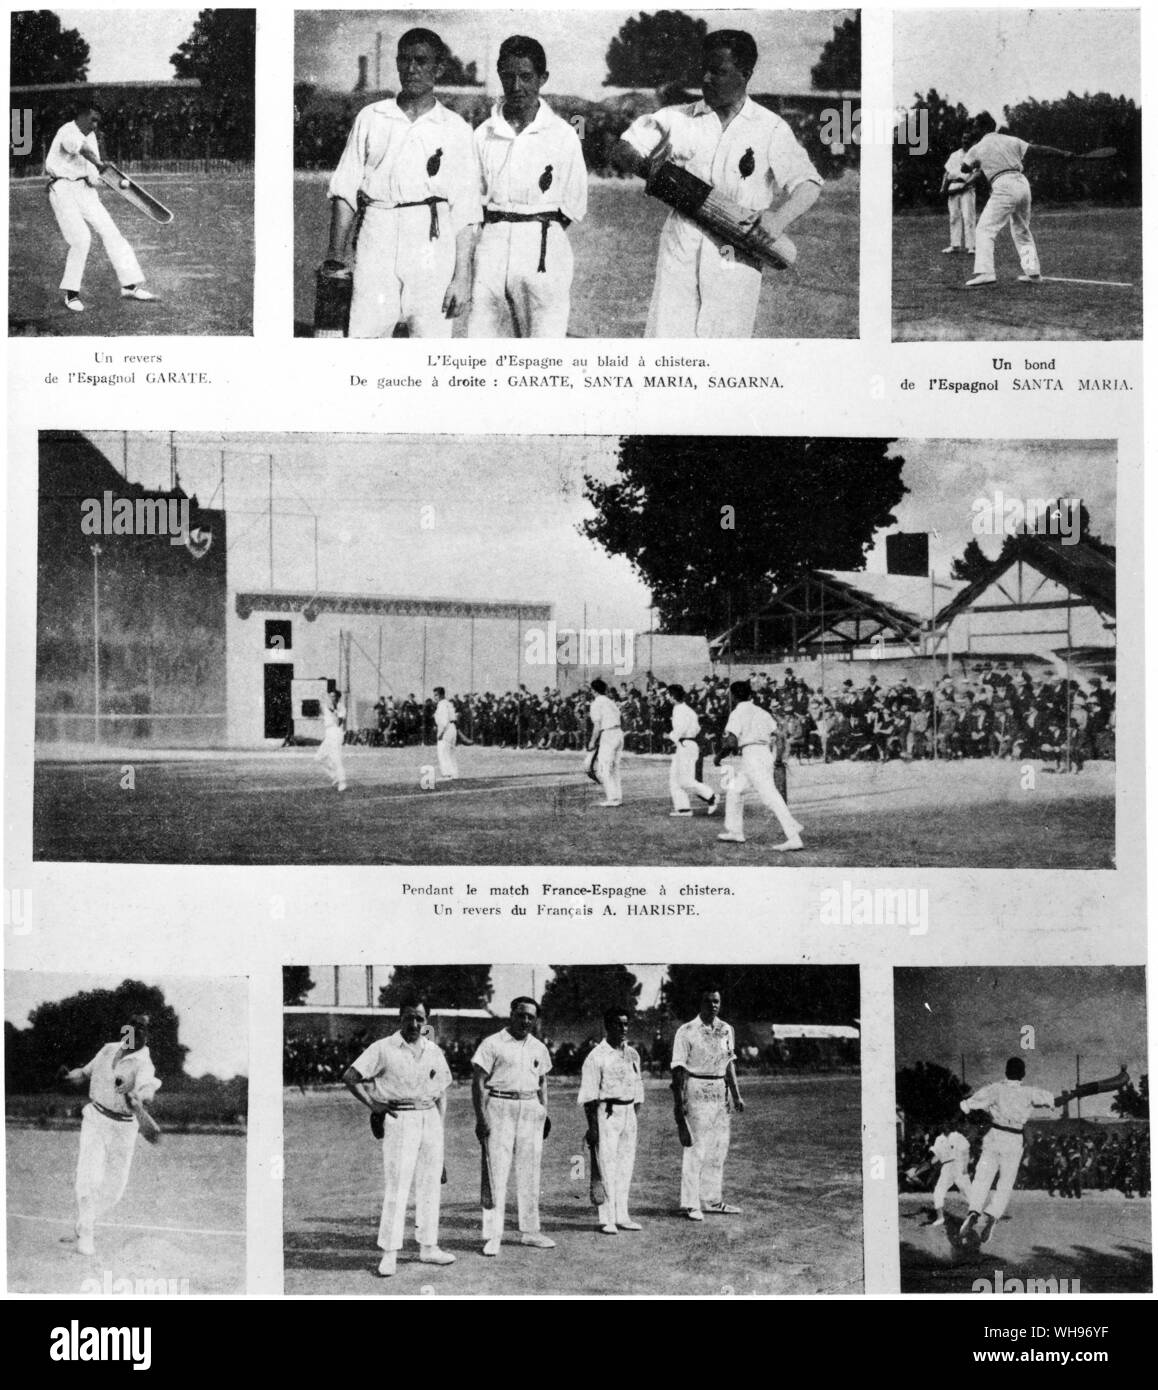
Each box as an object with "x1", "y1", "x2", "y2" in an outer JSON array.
[
  {"x1": 539, "y1": 163, "x2": 553, "y2": 192},
  {"x1": 426, "y1": 147, "x2": 443, "y2": 177},
  {"x1": 738, "y1": 146, "x2": 755, "y2": 178}
]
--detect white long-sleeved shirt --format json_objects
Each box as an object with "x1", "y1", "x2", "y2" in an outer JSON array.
[
  {"x1": 435, "y1": 698, "x2": 456, "y2": 734},
  {"x1": 589, "y1": 693, "x2": 622, "y2": 733},
  {"x1": 961, "y1": 1078, "x2": 1055, "y2": 1131},
  {"x1": 963, "y1": 132, "x2": 1030, "y2": 182},
  {"x1": 931, "y1": 1132, "x2": 971, "y2": 1168},
  {"x1": 83, "y1": 1042, "x2": 161, "y2": 1114},
  {"x1": 472, "y1": 1028, "x2": 552, "y2": 1092},
  {"x1": 351, "y1": 1031, "x2": 452, "y2": 1104},
  {"x1": 577, "y1": 1040, "x2": 645, "y2": 1105},
  {"x1": 671, "y1": 1017, "x2": 735, "y2": 1076},
  {"x1": 46, "y1": 120, "x2": 100, "y2": 183},
  {"x1": 724, "y1": 699, "x2": 776, "y2": 749},
  {"x1": 474, "y1": 98, "x2": 587, "y2": 223},
  {"x1": 670, "y1": 702, "x2": 702, "y2": 743}
]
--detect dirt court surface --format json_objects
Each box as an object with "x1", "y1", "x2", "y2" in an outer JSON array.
[
  {"x1": 899, "y1": 1192, "x2": 1151, "y2": 1294},
  {"x1": 6, "y1": 1122, "x2": 246, "y2": 1294},
  {"x1": 284, "y1": 1074, "x2": 861, "y2": 1296},
  {"x1": 892, "y1": 207, "x2": 1142, "y2": 341},
  {"x1": 33, "y1": 746, "x2": 1114, "y2": 868},
  {"x1": 8, "y1": 173, "x2": 254, "y2": 336},
  {"x1": 293, "y1": 171, "x2": 859, "y2": 338}
]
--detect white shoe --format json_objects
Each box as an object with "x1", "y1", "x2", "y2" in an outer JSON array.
[
  {"x1": 684, "y1": 1208, "x2": 704, "y2": 1222},
  {"x1": 964, "y1": 274, "x2": 996, "y2": 288},
  {"x1": 482, "y1": 1237, "x2": 500, "y2": 1257},
  {"x1": 773, "y1": 834, "x2": 804, "y2": 852},
  {"x1": 705, "y1": 794, "x2": 720, "y2": 816},
  {"x1": 669, "y1": 809, "x2": 692, "y2": 818},
  {"x1": 336, "y1": 783, "x2": 347, "y2": 792},
  {"x1": 376, "y1": 1251, "x2": 397, "y2": 1276},
  {"x1": 941, "y1": 246, "x2": 959, "y2": 254},
  {"x1": 717, "y1": 832, "x2": 746, "y2": 843},
  {"x1": 519, "y1": 1232, "x2": 555, "y2": 1249},
  {"x1": 63, "y1": 294, "x2": 85, "y2": 312},
  {"x1": 1017, "y1": 273, "x2": 1042, "y2": 283},
  {"x1": 121, "y1": 286, "x2": 157, "y2": 301},
  {"x1": 600, "y1": 1223, "x2": 618, "y2": 1235},
  {"x1": 618, "y1": 1219, "x2": 642, "y2": 1231},
  {"x1": 418, "y1": 1246, "x2": 455, "y2": 1265},
  {"x1": 931, "y1": 1215, "x2": 946, "y2": 1228},
  {"x1": 598, "y1": 801, "x2": 621, "y2": 808}
]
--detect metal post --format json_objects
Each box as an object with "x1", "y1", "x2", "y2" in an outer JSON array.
[
  {"x1": 91, "y1": 544, "x2": 102, "y2": 744},
  {"x1": 333, "y1": 966, "x2": 340, "y2": 1008},
  {"x1": 365, "y1": 965, "x2": 373, "y2": 1008},
  {"x1": 1065, "y1": 589, "x2": 1073, "y2": 773},
  {"x1": 268, "y1": 454, "x2": 274, "y2": 589},
  {"x1": 1075, "y1": 1054, "x2": 1082, "y2": 1197}
]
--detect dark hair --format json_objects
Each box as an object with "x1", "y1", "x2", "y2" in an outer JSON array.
[
  {"x1": 704, "y1": 29, "x2": 758, "y2": 76},
  {"x1": 603, "y1": 1007, "x2": 629, "y2": 1031},
  {"x1": 76, "y1": 102, "x2": 103, "y2": 119},
  {"x1": 498, "y1": 34, "x2": 547, "y2": 75},
  {"x1": 667, "y1": 683, "x2": 687, "y2": 702},
  {"x1": 700, "y1": 985, "x2": 722, "y2": 1000},
  {"x1": 510, "y1": 996, "x2": 539, "y2": 1014},
  {"x1": 397, "y1": 28, "x2": 447, "y2": 61},
  {"x1": 123, "y1": 1013, "x2": 150, "y2": 1050},
  {"x1": 730, "y1": 680, "x2": 752, "y2": 702},
  {"x1": 434, "y1": 686, "x2": 445, "y2": 697},
  {"x1": 398, "y1": 997, "x2": 427, "y2": 1016},
  {"x1": 1006, "y1": 1056, "x2": 1026, "y2": 1080},
  {"x1": 973, "y1": 111, "x2": 998, "y2": 135},
  {"x1": 590, "y1": 678, "x2": 608, "y2": 695}
]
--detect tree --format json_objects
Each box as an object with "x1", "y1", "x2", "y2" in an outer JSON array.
[
  {"x1": 540, "y1": 966, "x2": 641, "y2": 1027},
  {"x1": 811, "y1": 12, "x2": 860, "y2": 91},
  {"x1": 1112, "y1": 1074, "x2": 1148, "y2": 1120},
  {"x1": 604, "y1": 11, "x2": 708, "y2": 89},
  {"x1": 662, "y1": 966, "x2": 858, "y2": 1024},
  {"x1": 378, "y1": 965, "x2": 493, "y2": 1011},
  {"x1": 949, "y1": 538, "x2": 992, "y2": 583},
  {"x1": 13, "y1": 980, "x2": 188, "y2": 1091},
  {"x1": 441, "y1": 51, "x2": 482, "y2": 87},
  {"x1": 11, "y1": 10, "x2": 90, "y2": 85},
  {"x1": 895, "y1": 1061, "x2": 969, "y2": 1125},
  {"x1": 170, "y1": 9, "x2": 255, "y2": 100},
  {"x1": 892, "y1": 88, "x2": 972, "y2": 210},
  {"x1": 282, "y1": 966, "x2": 315, "y2": 1007},
  {"x1": 582, "y1": 437, "x2": 906, "y2": 635}
]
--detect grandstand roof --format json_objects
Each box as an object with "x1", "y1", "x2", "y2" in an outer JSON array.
[
  {"x1": 935, "y1": 536, "x2": 1116, "y2": 625},
  {"x1": 234, "y1": 591, "x2": 553, "y2": 623},
  {"x1": 285, "y1": 1006, "x2": 495, "y2": 1019},
  {"x1": 13, "y1": 80, "x2": 202, "y2": 92}
]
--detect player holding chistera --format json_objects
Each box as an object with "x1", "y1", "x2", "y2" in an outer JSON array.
[
  {"x1": 325, "y1": 29, "x2": 480, "y2": 336},
  {"x1": 715, "y1": 681, "x2": 803, "y2": 849},
  {"x1": 45, "y1": 105, "x2": 158, "y2": 313},
  {"x1": 433, "y1": 687, "x2": 458, "y2": 780},
  {"x1": 60, "y1": 1014, "x2": 161, "y2": 1257},
  {"x1": 672, "y1": 990, "x2": 744, "y2": 1219},
  {"x1": 614, "y1": 30, "x2": 822, "y2": 337},
  {"x1": 959, "y1": 112, "x2": 1076, "y2": 288},
  {"x1": 343, "y1": 1000, "x2": 455, "y2": 1276},
  {"x1": 927, "y1": 1118, "x2": 973, "y2": 1226},
  {"x1": 940, "y1": 137, "x2": 976, "y2": 255},
  {"x1": 315, "y1": 686, "x2": 348, "y2": 792},
  {"x1": 578, "y1": 1009, "x2": 645, "y2": 1234},
  {"x1": 666, "y1": 684, "x2": 718, "y2": 817},
  {"x1": 472, "y1": 997, "x2": 555, "y2": 1256},
  {"x1": 587, "y1": 678, "x2": 624, "y2": 807},
  {"x1": 467, "y1": 36, "x2": 588, "y2": 337}
]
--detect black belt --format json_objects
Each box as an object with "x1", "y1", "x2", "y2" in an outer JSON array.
[
  {"x1": 393, "y1": 195, "x2": 448, "y2": 240},
  {"x1": 47, "y1": 175, "x2": 87, "y2": 190},
  {"x1": 602, "y1": 1097, "x2": 635, "y2": 1116},
  {"x1": 989, "y1": 169, "x2": 1025, "y2": 184},
  {"x1": 487, "y1": 1089, "x2": 538, "y2": 1100},
  {"x1": 483, "y1": 208, "x2": 568, "y2": 272},
  {"x1": 91, "y1": 1100, "x2": 134, "y2": 1123},
  {"x1": 685, "y1": 1072, "x2": 727, "y2": 1081},
  {"x1": 990, "y1": 1123, "x2": 1024, "y2": 1135}
]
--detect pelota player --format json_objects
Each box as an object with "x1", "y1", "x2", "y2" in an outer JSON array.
[
  {"x1": 60, "y1": 1014, "x2": 161, "y2": 1257},
  {"x1": 578, "y1": 1008, "x2": 645, "y2": 1234},
  {"x1": 671, "y1": 989, "x2": 744, "y2": 1219},
  {"x1": 715, "y1": 680, "x2": 803, "y2": 850},
  {"x1": 467, "y1": 35, "x2": 588, "y2": 338},
  {"x1": 343, "y1": 1000, "x2": 456, "y2": 1276},
  {"x1": 433, "y1": 686, "x2": 458, "y2": 780},
  {"x1": 45, "y1": 105, "x2": 158, "y2": 313},
  {"x1": 315, "y1": 686, "x2": 348, "y2": 792},
  {"x1": 666, "y1": 683, "x2": 718, "y2": 818},
  {"x1": 325, "y1": 28, "x2": 480, "y2": 336},
  {"x1": 614, "y1": 30, "x2": 822, "y2": 337},
  {"x1": 587, "y1": 678, "x2": 624, "y2": 807},
  {"x1": 928, "y1": 1117, "x2": 973, "y2": 1226},
  {"x1": 472, "y1": 997, "x2": 555, "y2": 1256},
  {"x1": 940, "y1": 134, "x2": 976, "y2": 255}
]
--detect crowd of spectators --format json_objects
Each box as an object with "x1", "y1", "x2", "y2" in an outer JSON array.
[{"x1": 346, "y1": 665, "x2": 1114, "y2": 769}]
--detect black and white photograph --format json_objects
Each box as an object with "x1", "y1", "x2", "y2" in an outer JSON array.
[
  {"x1": 8, "y1": 8, "x2": 255, "y2": 335},
  {"x1": 31, "y1": 431, "x2": 1116, "y2": 869},
  {"x1": 283, "y1": 962, "x2": 861, "y2": 1295},
  {"x1": 892, "y1": 8, "x2": 1141, "y2": 341},
  {"x1": 5, "y1": 969, "x2": 248, "y2": 1294},
  {"x1": 895, "y1": 966, "x2": 1150, "y2": 1295},
  {"x1": 294, "y1": 8, "x2": 860, "y2": 338}
]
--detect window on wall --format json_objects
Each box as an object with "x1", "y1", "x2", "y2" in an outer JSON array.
[{"x1": 265, "y1": 619, "x2": 292, "y2": 651}]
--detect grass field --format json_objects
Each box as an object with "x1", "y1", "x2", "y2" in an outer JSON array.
[
  {"x1": 293, "y1": 170, "x2": 859, "y2": 338},
  {"x1": 32, "y1": 746, "x2": 1114, "y2": 868},
  {"x1": 899, "y1": 1192, "x2": 1151, "y2": 1294},
  {"x1": 6, "y1": 1122, "x2": 246, "y2": 1294},
  {"x1": 284, "y1": 1074, "x2": 861, "y2": 1295},
  {"x1": 892, "y1": 207, "x2": 1142, "y2": 341},
  {"x1": 8, "y1": 173, "x2": 254, "y2": 336}
]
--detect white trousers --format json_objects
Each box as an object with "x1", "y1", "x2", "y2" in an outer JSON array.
[
  {"x1": 947, "y1": 188, "x2": 976, "y2": 248},
  {"x1": 349, "y1": 205, "x2": 456, "y2": 338},
  {"x1": 595, "y1": 728, "x2": 624, "y2": 805},
  {"x1": 970, "y1": 1129, "x2": 1023, "y2": 1220},
  {"x1": 973, "y1": 173, "x2": 1039, "y2": 277},
  {"x1": 594, "y1": 1104, "x2": 638, "y2": 1226},
  {"x1": 680, "y1": 1078, "x2": 730, "y2": 1210},
  {"x1": 467, "y1": 220, "x2": 573, "y2": 338},
  {"x1": 723, "y1": 745, "x2": 801, "y2": 839},
  {"x1": 49, "y1": 182, "x2": 144, "y2": 293},
  {"x1": 75, "y1": 1104, "x2": 139, "y2": 1241},
  {"x1": 376, "y1": 1108, "x2": 444, "y2": 1252},
  {"x1": 315, "y1": 728, "x2": 347, "y2": 788},
  {"x1": 437, "y1": 725, "x2": 458, "y2": 778},
  {"x1": 646, "y1": 217, "x2": 763, "y2": 338},
  {"x1": 933, "y1": 1160, "x2": 972, "y2": 1209},
  {"x1": 669, "y1": 741, "x2": 714, "y2": 810},
  {"x1": 483, "y1": 1096, "x2": 545, "y2": 1240}
]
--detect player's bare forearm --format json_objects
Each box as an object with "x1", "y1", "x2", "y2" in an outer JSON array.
[
  {"x1": 583, "y1": 1099, "x2": 600, "y2": 1143},
  {"x1": 1029, "y1": 143, "x2": 1074, "y2": 160},
  {"x1": 341, "y1": 1066, "x2": 374, "y2": 1109},
  {"x1": 671, "y1": 1066, "x2": 687, "y2": 1114},
  {"x1": 762, "y1": 179, "x2": 821, "y2": 240},
  {"x1": 443, "y1": 225, "x2": 477, "y2": 317},
  {"x1": 471, "y1": 1066, "x2": 489, "y2": 1135},
  {"x1": 327, "y1": 197, "x2": 356, "y2": 261},
  {"x1": 726, "y1": 1061, "x2": 744, "y2": 1111},
  {"x1": 62, "y1": 1067, "x2": 86, "y2": 1086}
]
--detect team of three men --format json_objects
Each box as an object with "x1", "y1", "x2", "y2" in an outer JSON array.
[
  {"x1": 325, "y1": 26, "x2": 822, "y2": 339},
  {"x1": 342, "y1": 989, "x2": 745, "y2": 1275}
]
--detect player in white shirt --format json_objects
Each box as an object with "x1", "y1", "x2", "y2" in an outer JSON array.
[
  {"x1": 60, "y1": 1014, "x2": 161, "y2": 1256},
  {"x1": 929, "y1": 1118, "x2": 973, "y2": 1226},
  {"x1": 44, "y1": 105, "x2": 156, "y2": 312},
  {"x1": 959, "y1": 1057, "x2": 1059, "y2": 1244},
  {"x1": 326, "y1": 29, "x2": 480, "y2": 337},
  {"x1": 959, "y1": 112, "x2": 1076, "y2": 288},
  {"x1": 671, "y1": 990, "x2": 744, "y2": 1218},
  {"x1": 467, "y1": 35, "x2": 588, "y2": 338},
  {"x1": 939, "y1": 140, "x2": 976, "y2": 254},
  {"x1": 315, "y1": 686, "x2": 348, "y2": 792},
  {"x1": 714, "y1": 681, "x2": 803, "y2": 849},
  {"x1": 343, "y1": 1000, "x2": 455, "y2": 1276},
  {"x1": 472, "y1": 997, "x2": 555, "y2": 1255},
  {"x1": 433, "y1": 686, "x2": 458, "y2": 780},
  {"x1": 587, "y1": 678, "x2": 624, "y2": 807},
  {"x1": 578, "y1": 1008, "x2": 646, "y2": 1234},
  {"x1": 665, "y1": 684, "x2": 718, "y2": 817},
  {"x1": 615, "y1": 30, "x2": 822, "y2": 337}
]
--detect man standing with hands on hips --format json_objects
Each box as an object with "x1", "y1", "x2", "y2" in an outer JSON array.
[{"x1": 672, "y1": 989, "x2": 744, "y2": 1220}]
